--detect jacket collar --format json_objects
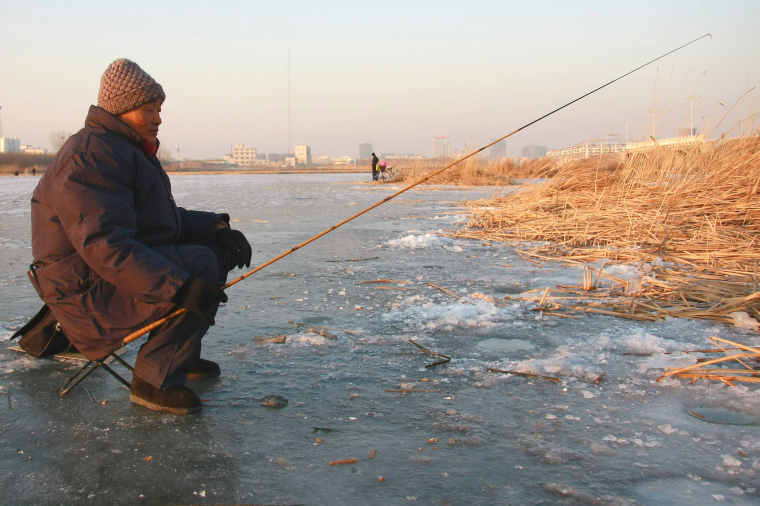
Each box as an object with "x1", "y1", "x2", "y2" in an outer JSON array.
[
  {"x1": 85, "y1": 106, "x2": 142, "y2": 144},
  {"x1": 85, "y1": 105, "x2": 160, "y2": 159}
]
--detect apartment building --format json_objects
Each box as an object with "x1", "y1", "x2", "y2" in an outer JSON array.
[
  {"x1": 231, "y1": 144, "x2": 257, "y2": 166},
  {"x1": 294, "y1": 144, "x2": 311, "y2": 167}
]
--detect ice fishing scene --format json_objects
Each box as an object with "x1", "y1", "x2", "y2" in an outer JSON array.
[{"x1": 2, "y1": 2, "x2": 760, "y2": 505}]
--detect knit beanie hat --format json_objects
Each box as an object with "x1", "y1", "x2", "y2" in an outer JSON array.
[{"x1": 97, "y1": 58, "x2": 165, "y2": 116}]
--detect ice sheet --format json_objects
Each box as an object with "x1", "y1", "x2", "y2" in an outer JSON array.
[{"x1": 1, "y1": 174, "x2": 759, "y2": 504}]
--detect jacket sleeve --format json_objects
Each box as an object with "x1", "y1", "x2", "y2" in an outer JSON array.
[
  {"x1": 53, "y1": 148, "x2": 189, "y2": 303},
  {"x1": 178, "y1": 208, "x2": 229, "y2": 243}
]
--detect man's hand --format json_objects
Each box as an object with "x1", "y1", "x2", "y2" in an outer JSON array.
[
  {"x1": 174, "y1": 278, "x2": 227, "y2": 325},
  {"x1": 216, "y1": 228, "x2": 252, "y2": 270}
]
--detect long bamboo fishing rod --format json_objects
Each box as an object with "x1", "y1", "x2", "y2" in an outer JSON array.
[{"x1": 120, "y1": 33, "x2": 711, "y2": 345}]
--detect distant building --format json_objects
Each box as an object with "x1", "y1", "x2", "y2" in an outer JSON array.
[
  {"x1": 285, "y1": 155, "x2": 296, "y2": 168},
  {"x1": 521, "y1": 145, "x2": 548, "y2": 158},
  {"x1": 333, "y1": 156, "x2": 354, "y2": 165},
  {"x1": 294, "y1": 144, "x2": 312, "y2": 167},
  {"x1": 313, "y1": 155, "x2": 331, "y2": 166},
  {"x1": 0, "y1": 137, "x2": 20, "y2": 153},
  {"x1": 21, "y1": 144, "x2": 46, "y2": 154},
  {"x1": 432, "y1": 136, "x2": 450, "y2": 160},
  {"x1": 268, "y1": 153, "x2": 288, "y2": 162},
  {"x1": 358, "y1": 143, "x2": 373, "y2": 161},
  {"x1": 488, "y1": 141, "x2": 507, "y2": 160},
  {"x1": 231, "y1": 144, "x2": 257, "y2": 166}
]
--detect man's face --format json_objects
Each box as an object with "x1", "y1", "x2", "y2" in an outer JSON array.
[{"x1": 118, "y1": 99, "x2": 163, "y2": 144}]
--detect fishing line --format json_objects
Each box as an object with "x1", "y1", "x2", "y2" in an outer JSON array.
[{"x1": 120, "y1": 33, "x2": 711, "y2": 345}]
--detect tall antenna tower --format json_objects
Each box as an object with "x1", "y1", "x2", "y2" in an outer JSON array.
[{"x1": 287, "y1": 48, "x2": 291, "y2": 154}]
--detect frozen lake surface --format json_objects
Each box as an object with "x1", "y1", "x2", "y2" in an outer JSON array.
[{"x1": 1, "y1": 173, "x2": 760, "y2": 505}]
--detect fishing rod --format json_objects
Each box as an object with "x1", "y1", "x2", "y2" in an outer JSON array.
[{"x1": 119, "y1": 33, "x2": 711, "y2": 345}]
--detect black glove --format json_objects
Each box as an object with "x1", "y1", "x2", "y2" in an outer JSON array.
[
  {"x1": 174, "y1": 278, "x2": 227, "y2": 325},
  {"x1": 216, "y1": 228, "x2": 252, "y2": 270}
]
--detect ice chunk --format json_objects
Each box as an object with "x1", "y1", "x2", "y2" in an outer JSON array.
[
  {"x1": 729, "y1": 312, "x2": 759, "y2": 331},
  {"x1": 385, "y1": 231, "x2": 464, "y2": 252},
  {"x1": 722, "y1": 455, "x2": 741, "y2": 467},
  {"x1": 386, "y1": 233, "x2": 446, "y2": 249},
  {"x1": 383, "y1": 297, "x2": 510, "y2": 330},
  {"x1": 290, "y1": 333, "x2": 330, "y2": 346}
]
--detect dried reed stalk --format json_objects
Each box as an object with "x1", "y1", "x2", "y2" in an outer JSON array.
[
  {"x1": 655, "y1": 332, "x2": 760, "y2": 386},
  {"x1": 487, "y1": 367, "x2": 562, "y2": 383}
]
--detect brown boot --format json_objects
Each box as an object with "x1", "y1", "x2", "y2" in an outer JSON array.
[
  {"x1": 129, "y1": 376, "x2": 201, "y2": 415},
  {"x1": 182, "y1": 358, "x2": 221, "y2": 381}
]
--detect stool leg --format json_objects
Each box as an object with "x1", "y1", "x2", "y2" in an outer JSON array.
[
  {"x1": 59, "y1": 361, "x2": 101, "y2": 397},
  {"x1": 108, "y1": 352, "x2": 134, "y2": 371}
]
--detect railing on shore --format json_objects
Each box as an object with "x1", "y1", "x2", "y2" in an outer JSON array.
[{"x1": 547, "y1": 135, "x2": 706, "y2": 161}]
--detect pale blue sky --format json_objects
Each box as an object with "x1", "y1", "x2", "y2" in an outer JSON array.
[{"x1": 1, "y1": 1, "x2": 757, "y2": 158}]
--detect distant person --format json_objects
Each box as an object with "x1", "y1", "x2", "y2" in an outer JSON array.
[
  {"x1": 29, "y1": 58, "x2": 252, "y2": 415},
  {"x1": 371, "y1": 152, "x2": 379, "y2": 181}
]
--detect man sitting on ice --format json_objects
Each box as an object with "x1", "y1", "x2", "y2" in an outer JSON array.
[{"x1": 29, "y1": 58, "x2": 252, "y2": 415}]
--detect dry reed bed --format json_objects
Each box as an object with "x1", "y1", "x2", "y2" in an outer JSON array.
[
  {"x1": 454, "y1": 136, "x2": 760, "y2": 328},
  {"x1": 384, "y1": 156, "x2": 558, "y2": 186}
]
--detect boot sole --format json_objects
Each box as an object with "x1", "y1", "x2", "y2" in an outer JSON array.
[{"x1": 130, "y1": 393, "x2": 201, "y2": 415}]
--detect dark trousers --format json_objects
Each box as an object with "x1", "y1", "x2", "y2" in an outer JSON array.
[{"x1": 133, "y1": 243, "x2": 228, "y2": 388}]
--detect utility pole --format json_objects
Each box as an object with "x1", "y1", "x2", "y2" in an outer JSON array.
[
  {"x1": 648, "y1": 66, "x2": 659, "y2": 139},
  {"x1": 690, "y1": 98, "x2": 694, "y2": 135},
  {"x1": 686, "y1": 95, "x2": 700, "y2": 136},
  {"x1": 287, "y1": 48, "x2": 291, "y2": 155}
]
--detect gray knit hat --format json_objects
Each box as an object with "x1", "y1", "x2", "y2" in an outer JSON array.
[{"x1": 97, "y1": 58, "x2": 165, "y2": 116}]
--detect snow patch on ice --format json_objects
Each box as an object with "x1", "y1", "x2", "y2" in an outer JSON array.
[
  {"x1": 432, "y1": 214, "x2": 467, "y2": 224},
  {"x1": 600, "y1": 330, "x2": 673, "y2": 354},
  {"x1": 383, "y1": 295, "x2": 518, "y2": 331},
  {"x1": 506, "y1": 346, "x2": 598, "y2": 380},
  {"x1": 385, "y1": 232, "x2": 464, "y2": 252},
  {"x1": 491, "y1": 327, "x2": 705, "y2": 381}
]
